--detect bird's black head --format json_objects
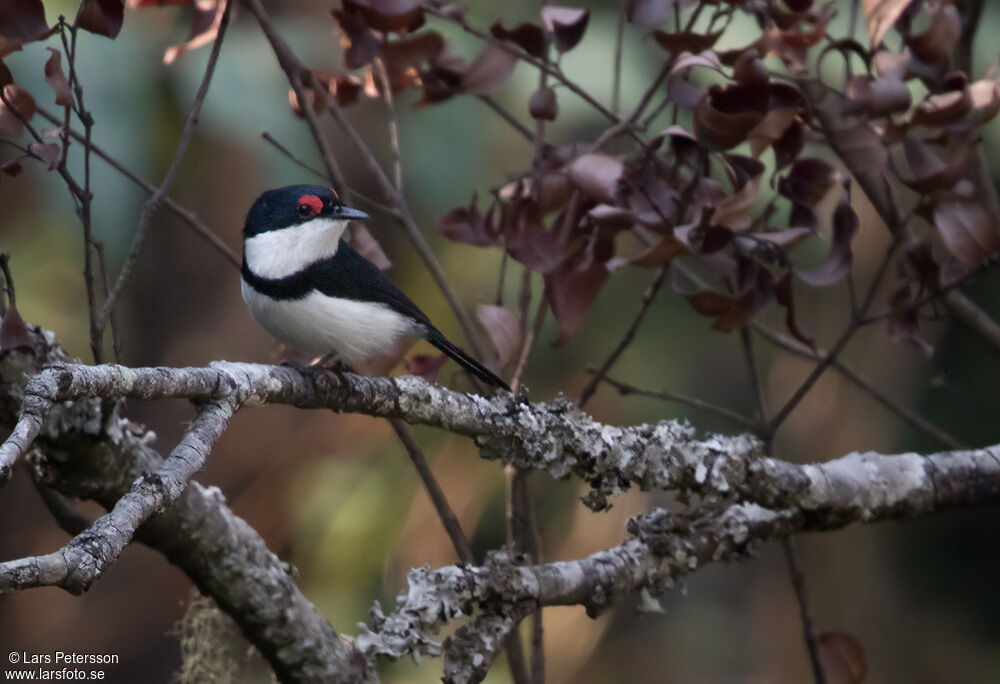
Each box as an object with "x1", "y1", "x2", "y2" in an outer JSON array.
[{"x1": 243, "y1": 184, "x2": 369, "y2": 237}]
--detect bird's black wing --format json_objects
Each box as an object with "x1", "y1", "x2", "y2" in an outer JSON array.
[
  {"x1": 312, "y1": 241, "x2": 510, "y2": 390},
  {"x1": 310, "y1": 241, "x2": 433, "y2": 327}
]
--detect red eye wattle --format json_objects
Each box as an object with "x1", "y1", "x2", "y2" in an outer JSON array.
[{"x1": 297, "y1": 194, "x2": 323, "y2": 215}]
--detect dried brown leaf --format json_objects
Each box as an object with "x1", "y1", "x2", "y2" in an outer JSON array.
[
  {"x1": 0, "y1": 0, "x2": 49, "y2": 42},
  {"x1": 817, "y1": 632, "x2": 868, "y2": 684},
  {"x1": 43, "y1": 48, "x2": 72, "y2": 106},
  {"x1": 460, "y1": 44, "x2": 518, "y2": 94},
  {"x1": 0, "y1": 84, "x2": 35, "y2": 138},
  {"x1": 490, "y1": 20, "x2": 546, "y2": 58},
  {"x1": 541, "y1": 6, "x2": 589, "y2": 53},
  {"x1": 933, "y1": 200, "x2": 999, "y2": 268},
  {"x1": 76, "y1": 0, "x2": 124, "y2": 39},
  {"x1": 476, "y1": 304, "x2": 522, "y2": 365},
  {"x1": 862, "y1": 0, "x2": 911, "y2": 48}
]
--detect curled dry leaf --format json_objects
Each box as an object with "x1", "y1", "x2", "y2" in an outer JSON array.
[
  {"x1": 693, "y1": 84, "x2": 767, "y2": 151},
  {"x1": 748, "y1": 107, "x2": 798, "y2": 158},
  {"x1": 460, "y1": 43, "x2": 518, "y2": 94},
  {"x1": 476, "y1": 304, "x2": 522, "y2": 366},
  {"x1": 651, "y1": 29, "x2": 723, "y2": 55},
  {"x1": 796, "y1": 200, "x2": 858, "y2": 287},
  {"x1": 862, "y1": 0, "x2": 910, "y2": 48},
  {"x1": 504, "y1": 205, "x2": 563, "y2": 272},
  {"x1": 817, "y1": 632, "x2": 868, "y2": 684},
  {"x1": 545, "y1": 256, "x2": 609, "y2": 345},
  {"x1": 529, "y1": 86, "x2": 558, "y2": 120},
  {"x1": 0, "y1": 0, "x2": 49, "y2": 42},
  {"x1": 490, "y1": 20, "x2": 546, "y2": 58},
  {"x1": 898, "y1": 137, "x2": 975, "y2": 194},
  {"x1": 0, "y1": 304, "x2": 34, "y2": 355},
  {"x1": 904, "y1": 4, "x2": 960, "y2": 65},
  {"x1": 28, "y1": 141, "x2": 59, "y2": 170},
  {"x1": 332, "y1": 5, "x2": 382, "y2": 69},
  {"x1": 43, "y1": 48, "x2": 72, "y2": 106},
  {"x1": 833, "y1": 123, "x2": 888, "y2": 176},
  {"x1": 969, "y1": 79, "x2": 1000, "y2": 124},
  {"x1": 0, "y1": 84, "x2": 36, "y2": 138},
  {"x1": 540, "y1": 7, "x2": 589, "y2": 53},
  {"x1": 75, "y1": 0, "x2": 124, "y2": 39},
  {"x1": 933, "y1": 200, "x2": 999, "y2": 268},
  {"x1": 566, "y1": 153, "x2": 624, "y2": 204},
  {"x1": 667, "y1": 50, "x2": 726, "y2": 110},
  {"x1": 1, "y1": 159, "x2": 23, "y2": 176},
  {"x1": 440, "y1": 194, "x2": 497, "y2": 247}
]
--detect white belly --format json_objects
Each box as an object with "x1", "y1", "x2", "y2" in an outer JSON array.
[{"x1": 241, "y1": 280, "x2": 420, "y2": 364}]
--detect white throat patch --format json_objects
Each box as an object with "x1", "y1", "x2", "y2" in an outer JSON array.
[{"x1": 244, "y1": 217, "x2": 349, "y2": 279}]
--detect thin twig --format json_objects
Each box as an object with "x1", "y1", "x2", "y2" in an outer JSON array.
[
  {"x1": 592, "y1": 371, "x2": 759, "y2": 431},
  {"x1": 783, "y1": 538, "x2": 826, "y2": 684},
  {"x1": 752, "y1": 324, "x2": 965, "y2": 450},
  {"x1": 96, "y1": 0, "x2": 233, "y2": 331},
  {"x1": 612, "y1": 7, "x2": 625, "y2": 115},
  {"x1": 35, "y1": 107, "x2": 240, "y2": 268},
  {"x1": 374, "y1": 57, "x2": 403, "y2": 193},
  {"x1": 477, "y1": 95, "x2": 534, "y2": 142},
  {"x1": 388, "y1": 419, "x2": 473, "y2": 563},
  {"x1": 579, "y1": 266, "x2": 667, "y2": 407}
]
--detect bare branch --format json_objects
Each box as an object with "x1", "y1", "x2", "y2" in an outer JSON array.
[{"x1": 96, "y1": 0, "x2": 233, "y2": 331}]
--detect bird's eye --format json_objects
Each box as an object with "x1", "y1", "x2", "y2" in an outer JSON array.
[{"x1": 297, "y1": 204, "x2": 313, "y2": 217}]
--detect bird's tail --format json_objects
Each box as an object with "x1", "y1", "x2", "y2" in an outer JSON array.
[{"x1": 425, "y1": 328, "x2": 510, "y2": 391}]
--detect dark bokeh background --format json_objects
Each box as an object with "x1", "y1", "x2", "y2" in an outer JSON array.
[{"x1": 2, "y1": 0, "x2": 1000, "y2": 682}]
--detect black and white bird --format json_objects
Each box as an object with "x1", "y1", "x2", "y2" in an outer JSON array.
[{"x1": 240, "y1": 184, "x2": 509, "y2": 391}]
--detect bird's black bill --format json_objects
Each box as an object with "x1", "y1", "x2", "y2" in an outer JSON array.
[{"x1": 339, "y1": 206, "x2": 370, "y2": 221}]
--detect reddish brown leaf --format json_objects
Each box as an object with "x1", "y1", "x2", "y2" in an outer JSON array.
[
  {"x1": 43, "y1": 48, "x2": 72, "y2": 106},
  {"x1": 817, "y1": 632, "x2": 868, "y2": 684},
  {"x1": 505, "y1": 205, "x2": 563, "y2": 272},
  {"x1": 905, "y1": 4, "x2": 960, "y2": 64},
  {"x1": 476, "y1": 304, "x2": 522, "y2": 366},
  {"x1": 383, "y1": 31, "x2": 445, "y2": 70},
  {"x1": 460, "y1": 44, "x2": 518, "y2": 94},
  {"x1": 909, "y1": 88, "x2": 970, "y2": 128},
  {"x1": 546, "y1": 257, "x2": 609, "y2": 345},
  {"x1": 1, "y1": 158, "x2": 23, "y2": 176},
  {"x1": 899, "y1": 137, "x2": 975, "y2": 193},
  {"x1": 796, "y1": 200, "x2": 858, "y2": 287},
  {"x1": 833, "y1": 123, "x2": 888, "y2": 175},
  {"x1": 778, "y1": 158, "x2": 841, "y2": 208},
  {"x1": 933, "y1": 200, "x2": 999, "y2": 268},
  {"x1": 693, "y1": 84, "x2": 767, "y2": 151},
  {"x1": 332, "y1": 6, "x2": 381, "y2": 69},
  {"x1": 775, "y1": 272, "x2": 813, "y2": 348},
  {"x1": 748, "y1": 106, "x2": 798, "y2": 158},
  {"x1": 28, "y1": 141, "x2": 58, "y2": 170},
  {"x1": 342, "y1": 0, "x2": 424, "y2": 34},
  {"x1": 566, "y1": 153, "x2": 624, "y2": 204},
  {"x1": 541, "y1": 7, "x2": 589, "y2": 53},
  {"x1": 862, "y1": 0, "x2": 910, "y2": 48},
  {"x1": 667, "y1": 50, "x2": 725, "y2": 110},
  {"x1": 440, "y1": 194, "x2": 497, "y2": 247},
  {"x1": 631, "y1": 234, "x2": 686, "y2": 267},
  {"x1": 76, "y1": 0, "x2": 124, "y2": 39},
  {"x1": 651, "y1": 29, "x2": 723, "y2": 55},
  {"x1": 0, "y1": 84, "x2": 36, "y2": 138},
  {"x1": 970, "y1": 79, "x2": 1000, "y2": 124},
  {"x1": 773, "y1": 120, "x2": 806, "y2": 170},
  {"x1": 0, "y1": 0, "x2": 49, "y2": 42},
  {"x1": 529, "y1": 85, "x2": 558, "y2": 120},
  {"x1": 490, "y1": 20, "x2": 546, "y2": 58},
  {"x1": 0, "y1": 304, "x2": 34, "y2": 355}
]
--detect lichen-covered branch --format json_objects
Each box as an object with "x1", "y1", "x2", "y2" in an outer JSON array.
[
  {"x1": 0, "y1": 399, "x2": 234, "y2": 594},
  {"x1": 0, "y1": 332, "x2": 368, "y2": 684}
]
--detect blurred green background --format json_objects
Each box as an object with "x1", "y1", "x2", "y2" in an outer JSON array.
[{"x1": 2, "y1": 0, "x2": 1000, "y2": 681}]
